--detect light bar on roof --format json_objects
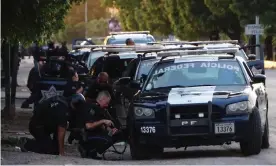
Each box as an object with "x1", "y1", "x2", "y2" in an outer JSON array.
[
  {"x1": 72, "y1": 44, "x2": 204, "y2": 53},
  {"x1": 157, "y1": 48, "x2": 238, "y2": 57},
  {"x1": 109, "y1": 31, "x2": 150, "y2": 35},
  {"x1": 136, "y1": 46, "x2": 204, "y2": 53},
  {"x1": 150, "y1": 40, "x2": 239, "y2": 45}
]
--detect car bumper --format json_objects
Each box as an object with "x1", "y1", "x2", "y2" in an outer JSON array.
[{"x1": 134, "y1": 114, "x2": 250, "y2": 147}]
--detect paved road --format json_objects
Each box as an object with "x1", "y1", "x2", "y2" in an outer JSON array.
[
  {"x1": 1, "y1": 68, "x2": 276, "y2": 164},
  {"x1": 1, "y1": 99, "x2": 30, "y2": 110}
]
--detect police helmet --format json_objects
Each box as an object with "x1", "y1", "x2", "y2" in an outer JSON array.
[
  {"x1": 70, "y1": 93, "x2": 86, "y2": 109},
  {"x1": 47, "y1": 41, "x2": 55, "y2": 49}
]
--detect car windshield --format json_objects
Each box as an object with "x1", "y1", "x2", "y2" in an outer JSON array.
[
  {"x1": 136, "y1": 59, "x2": 159, "y2": 80},
  {"x1": 86, "y1": 51, "x2": 105, "y2": 69},
  {"x1": 107, "y1": 36, "x2": 155, "y2": 45},
  {"x1": 144, "y1": 60, "x2": 246, "y2": 91}
]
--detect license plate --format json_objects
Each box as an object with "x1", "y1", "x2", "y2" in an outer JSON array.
[{"x1": 214, "y1": 122, "x2": 235, "y2": 134}]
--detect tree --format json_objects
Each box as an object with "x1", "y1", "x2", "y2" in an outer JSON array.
[
  {"x1": 229, "y1": 0, "x2": 276, "y2": 59},
  {"x1": 2, "y1": 0, "x2": 84, "y2": 120},
  {"x1": 52, "y1": 18, "x2": 109, "y2": 43},
  {"x1": 204, "y1": 0, "x2": 243, "y2": 41},
  {"x1": 64, "y1": 0, "x2": 111, "y2": 26}
]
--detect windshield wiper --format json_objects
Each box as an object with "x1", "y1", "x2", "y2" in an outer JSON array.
[
  {"x1": 183, "y1": 84, "x2": 215, "y2": 88},
  {"x1": 144, "y1": 91, "x2": 167, "y2": 96},
  {"x1": 153, "y1": 85, "x2": 186, "y2": 90},
  {"x1": 213, "y1": 91, "x2": 231, "y2": 95}
]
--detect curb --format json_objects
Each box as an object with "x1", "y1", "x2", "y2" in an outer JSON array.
[
  {"x1": 1, "y1": 135, "x2": 32, "y2": 146},
  {"x1": 264, "y1": 60, "x2": 276, "y2": 69}
]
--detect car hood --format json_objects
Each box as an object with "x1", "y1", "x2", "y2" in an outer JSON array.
[{"x1": 137, "y1": 85, "x2": 251, "y2": 106}]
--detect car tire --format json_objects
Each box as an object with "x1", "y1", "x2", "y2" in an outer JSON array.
[
  {"x1": 129, "y1": 127, "x2": 163, "y2": 160},
  {"x1": 240, "y1": 108, "x2": 262, "y2": 156},
  {"x1": 262, "y1": 105, "x2": 270, "y2": 149}
]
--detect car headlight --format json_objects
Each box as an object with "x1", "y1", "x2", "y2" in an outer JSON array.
[
  {"x1": 134, "y1": 107, "x2": 155, "y2": 118},
  {"x1": 226, "y1": 101, "x2": 250, "y2": 114}
]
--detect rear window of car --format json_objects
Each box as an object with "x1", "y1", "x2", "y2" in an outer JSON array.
[
  {"x1": 107, "y1": 36, "x2": 155, "y2": 45},
  {"x1": 90, "y1": 55, "x2": 136, "y2": 80},
  {"x1": 86, "y1": 51, "x2": 105, "y2": 69}
]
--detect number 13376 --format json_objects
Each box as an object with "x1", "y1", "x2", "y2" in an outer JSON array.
[{"x1": 140, "y1": 126, "x2": 156, "y2": 133}]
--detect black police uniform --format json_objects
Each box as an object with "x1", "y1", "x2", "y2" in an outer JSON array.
[
  {"x1": 23, "y1": 96, "x2": 69, "y2": 155},
  {"x1": 85, "y1": 81, "x2": 115, "y2": 101},
  {"x1": 21, "y1": 67, "x2": 41, "y2": 108},
  {"x1": 76, "y1": 102, "x2": 123, "y2": 157},
  {"x1": 85, "y1": 82, "x2": 120, "y2": 128},
  {"x1": 64, "y1": 73, "x2": 85, "y2": 143}
]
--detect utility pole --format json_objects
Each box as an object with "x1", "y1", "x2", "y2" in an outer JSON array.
[
  {"x1": 255, "y1": 16, "x2": 260, "y2": 59},
  {"x1": 85, "y1": 0, "x2": 88, "y2": 38}
]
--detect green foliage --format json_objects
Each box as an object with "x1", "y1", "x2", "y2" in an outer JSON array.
[
  {"x1": 230, "y1": 0, "x2": 276, "y2": 34},
  {"x1": 2, "y1": 0, "x2": 85, "y2": 44},
  {"x1": 164, "y1": 0, "x2": 215, "y2": 40},
  {"x1": 51, "y1": 18, "x2": 108, "y2": 43},
  {"x1": 101, "y1": 0, "x2": 276, "y2": 41}
]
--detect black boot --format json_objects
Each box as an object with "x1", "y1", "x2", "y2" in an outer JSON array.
[{"x1": 21, "y1": 101, "x2": 31, "y2": 109}]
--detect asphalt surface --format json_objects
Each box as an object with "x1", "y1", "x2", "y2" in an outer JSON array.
[{"x1": 1, "y1": 59, "x2": 276, "y2": 164}]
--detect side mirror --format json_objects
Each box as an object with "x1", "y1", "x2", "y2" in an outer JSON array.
[
  {"x1": 252, "y1": 74, "x2": 266, "y2": 84},
  {"x1": 129, "y1": 81, "x2": 141, "y2": 89},
  {"x1": 118, "y1": 77, "x2": 131, "y2": 85},
  {"x1": 248, "y1": 54, "x2": 256, "y2": 60}
]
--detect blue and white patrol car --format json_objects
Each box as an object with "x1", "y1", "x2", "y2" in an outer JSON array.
[
  {"x1": 151, "y1": 40, "x2": 265, "y2": 76},
  {"x1": 202, "y1": 42, "x2": 265, "y2": 75},
  {"x1": 127, "y1": 48, "x2": 269, "y2": 159},
  {"x1": 104, "y1": 31, "x2": 155, "y2": 45}
]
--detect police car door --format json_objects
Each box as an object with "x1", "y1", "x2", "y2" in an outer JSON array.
[
  {"x1": 121, "y1": 59, "x2": 139, "y2": 101},
  {"x1": 242, "y1": 61, "x2": 267, "y2": 126}
]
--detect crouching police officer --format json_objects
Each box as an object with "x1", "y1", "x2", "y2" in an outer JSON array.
[
  {"x1": 77, "y1": 91, "x2": 123, "y2": 159},
  {"x1": 20, "y1": 95, "x2": 69, "y2": 155},
  {"x1": 85, "y1": 72, "x2": 114, "y2": 102},
  {"x1": 85, "y1": 72, "x2": 120, "y2": 127}
]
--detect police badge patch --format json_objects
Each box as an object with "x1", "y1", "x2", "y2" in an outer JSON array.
[{"x1": 89, "y1": 108, "x2": 95, "y2": 115}]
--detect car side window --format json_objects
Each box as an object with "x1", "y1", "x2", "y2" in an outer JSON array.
[
  {"x1": 242, "y1": 62, "x2": 254, "y2": 79},
  {"x1": 90, "y1": 57, "x2": 104, "y2": 76},
  {"x1": 123, "y1": 59, "x2": 137, "y2": 79}
]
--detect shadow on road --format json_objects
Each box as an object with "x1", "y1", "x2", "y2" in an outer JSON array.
[{"x1": 159, "y1": 148, "x2": 242, "y2": 160}]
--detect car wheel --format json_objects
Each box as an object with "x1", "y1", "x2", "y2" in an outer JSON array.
[
  {"x1": 262, "y1": 105, "x2": 270, "y2": 149},
  {"x1": 129, "y1": 127, "x2": 163, "y2": 160},
  {"x1": 240, "y1": 108, "x2": 262, "y2": 156}
]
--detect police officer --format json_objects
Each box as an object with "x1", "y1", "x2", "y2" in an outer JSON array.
[
  {"x1": 125, "y1": 38, "x2": 135, "y2": 46},
  {"x1": 64, "y1": 70, "x2": 84, "y2": 97},
  {"x1": 85, "y1": 72, "x2": 114, "y2": 102},
  {"x1": 77, "y1": 91, "x2": 123, "y2": 159},
  {"x1": 20, "y1": 95, "x2": 69, "y2": 155},
  {"x1": 21, "y1": 62, "x2": 42, "y2": 109},
  {"x1": 64, "y1": 70, "x2": 85, "y2": 144},
  {"x1": 85, "y1": 72, "x2": 119, "y2": 126}
]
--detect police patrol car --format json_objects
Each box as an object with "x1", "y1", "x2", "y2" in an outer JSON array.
[
  {"x1": 154, "y1": 40, "x2": 265, "y2": 75},
  {"x1": 104, "y1": 31, "x2": 155, "y2": 45},
  {"x1": 127, "y1": 48, "x2": 269, "y2": 159}
]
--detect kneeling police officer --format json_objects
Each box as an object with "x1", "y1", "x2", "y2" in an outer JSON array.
[
  {"x1": 21, "y1": 95, "x2": 69, "y2": 155},
  {"x1": 77, "y1": 91, "x2": 123, "y2": 159}
]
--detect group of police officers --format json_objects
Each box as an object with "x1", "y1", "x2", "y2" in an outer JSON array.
[{"x1": 19, "y1": 38, "x2": 136, "y2": 159}]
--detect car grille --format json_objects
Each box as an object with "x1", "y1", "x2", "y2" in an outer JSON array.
[
  {"x1": 169, "y1": 104, "x2": 223, "y2": 120},
  {"x1": 169, "y1": 104, "x2": 224, "y2": 135}
]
